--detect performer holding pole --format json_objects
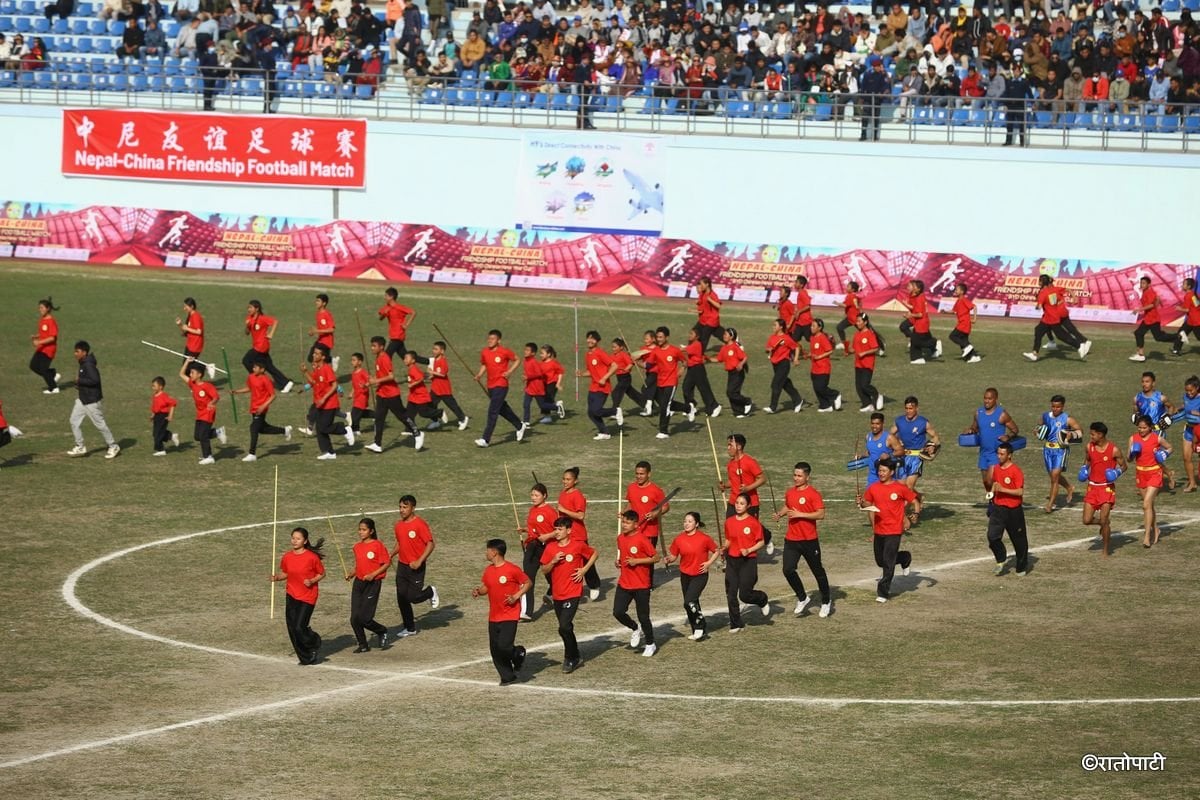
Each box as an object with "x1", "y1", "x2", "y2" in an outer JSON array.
[{"x1": 269, "y1": 526, "x2": 325, "y2": 665}]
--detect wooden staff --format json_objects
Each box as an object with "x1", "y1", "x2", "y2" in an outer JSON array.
[
  {"x1": 503, "y1": 462, "x2": 521, "y2": 532},
  {"x1": 710, "y1": 486, "x2": 726, "y2": 570},
  {"x1": 325, "y1": 516, "x2": 349, "y2": 578},
  {"x1": 270, "y1": 465, "x2": 279, "y2": 619},
  {"x1": 705, "y1": 417, "x2": 725, "y2": 502},
  {"x1": 765, "y1": 473, "x2": 780, "y2": 515},
  {"x1": 432, "y1": 322, "x2": 488, "y2": 397},
  {"x1": 616, "y1": 429, "x2": 624, "y2": 536},
  {"x1": 221, "y1": 347, "x2": 239, "y2": 423},
  {"x1": 353, "y1": 307, "x2": 373, "y2": 402}
]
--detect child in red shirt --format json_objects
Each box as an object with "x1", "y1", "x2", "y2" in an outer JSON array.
[
  {"x1": 540, "y1": 517, "x2": 599, "y2": 673},
  {"x1": 0, "y1": 397, "x2": 25, "y2": 456},
  {"x1": 471, "y1": 538, "x2": 531, "y2": 685},
  {"x1": 149, "y1": 375, "x2": 179, "y2": 455},
  {"x1": 521, "y1": 342, "x2": 556, "y2": 425},
  {"x1": 428, "y1": 340, "x2": 469, "y2": 431},
  {"x1": 179, "y1": 359, "x2": 225, "y2": 465},
  {"x1": 348, "y1": 352, "x2": 374, "y2": 435},
  {"x1": 539, "y1": 344, "x2": 566, "y2": 420},
  {"x1": 613, "y1": 511, "x2": 662, "y2": 656},
  {"x1": 948, "y1": 282, "x2": 983, "y2": 363}
]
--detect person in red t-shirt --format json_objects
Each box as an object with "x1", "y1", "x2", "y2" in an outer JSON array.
[
  {"x1": 630, "y1": 326, "x2": 690, "y2": 439},
  {"x1": 520, "y1": 482, "x2": 558, "y2": 618},
  {"x1": 835, "y1": 280, "x2": 869, "y2": 352},
  {"x1": 985, "y1": 442, "x2": 1029, "y2": 575},
  {"x1": 610, "y1": 337, "x2": 646, "y2": 415},
  {"x1": 682, "y1": 326, "x2": 721, "y2": 419},
  {"x1": 471, "y1": 538, "x2": 531, "y2": 685},
  {"x1": 664, "y1": 511, "x2": 720, "y2": 640},
  {"x1": 807, "y1": 319, "x2": 843, "y2": 412},
  {"x1": 402, "y1": 350, "x2": 441, "y2": 432},
  {"x1": 722, "y1": 492, "x2": 770, "y2": 631},
  {"x1": 1172, "y1": 277, "x2": 1200, "y2": 356},
  {"x1": 348, "y1": 352, "x2": 375, "y2": 435},
  {"x1": 1024, "y1": 274, "x2": 1091, "y2": 362},
  {"x1": 345, "y1": 517, "x2": 391, "y2": 652},
  {"x1": 625, "y1": 460, "x2": 669, "y2": 556},
  {"x1": 776, "y1": 285, "x2": 796, "y2": 342},
  {"x1": 722, "y1": 432, "x2": 776, "y2": 553},
  {"x1": 230, "y1": 358, "x2": 291, "y2": 462},
  {"x1": 149, "y1": 375, "x2": 179, "y2": 455},
  {"x1": 635, "y1": 331, "x2": 659, "y2": 417},
  {"x1": 175, "y1": 296, "x2": 207, "y2": 369},
  {"x1": 1128, "y1": 415, "x2": 1171, "y2": 548},
  {"x1": 539, "y1": 344, "x2": 566, "y2": 420},
  {"x1": 612, "y1": 511, "x2": 662, "y2": 657},
  {"x1": 522, "y1": 342, "x2": 557, "y2": 426},
  {"x1": 851, "y1": 315, "x2": 883, "y2": 412},
  {"x1": 30, "y1": 297, "x2": 62, "y2": 393},
  {"x1": 764, "y1": 318, "x2": 805, "y2": 414},
  {"x1": 540, "y1": 517, "x2": 599, "y2": 673},
  {"x1": 1081, "y1": 421, "x2": 1127, "y2": 557},
  {"x1": 242, "y1": 300, "x2": 294, "y2": 393},
  {"x1": 557, "y1": 466, "x2": 601, "y2": 598},
  {"x1": 473, "y1": 329, "x2": 526, "y2": 448},
  {"x1": 301, "y1": 343, "x2": 354, "y2": 459},
  {"x1": 577, "y1": 331, "x2": 621, "y2": 439},
  {"x1": 308, "y1": 293, "x2": 339, "y2": 372},
  {"x1": 427, "y1": 341, "x2": 470, "y2": 431},
  {"x1": 0, "y1": 397, "x2": 23, "y2": 458},
  {"x1": 902, "y1": 280, "x2": 942, "y2": 365},
  {"x1": 709, "y1": 327, "x2": 753, "y2": 418},
  {"x1": 857, "y1": 458, "x2": 916, "y2": 602},
  {"x1": 179, "y1": 359, "x2": 225, "y2": 464},
  {"x1": 270, "y1": 526, "x2": 326, "y2": 665},
  {"x1": 772, "y1": 461, "x2": 831, "y2": 617},
  {"x1": 790, "y1": 275, "x2": 814, "y2": 342},
  {"x1": 379, "y1": 287, "x2": 416, "y2": 359},
  {"x1": 694, "y1": 277, "x2": 723, "y2": 351},
  {"x1": 364, "y1": 336, "x2": 424, "y2": 452},
  {"x1": 948, "y1": 282, "x2": 983, "y2": 363},
  {"x1": 1130, "y1": 276, "x2": 1184, "y2": 362},
  {"x1": 390, "y1": 494, "x2": 440, "y2": 636}
]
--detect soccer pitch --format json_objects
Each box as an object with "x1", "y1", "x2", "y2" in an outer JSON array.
[{"x1": 1, "y1": 262, "x2": 1196, "y2": 799}]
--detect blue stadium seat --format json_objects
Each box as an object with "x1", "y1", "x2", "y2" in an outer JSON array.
[
  {"x1": 951, "y1": 107, "x2": 970, "y2": 126},
  {"x1": 105, "y1": 60, "x2": 122, "y2": 73},
  {"x1": 18, "y1": 0, "x2": 34, "y2": 12},
  {"x1": 0, "y1": 0, "x2": 14, "y2": 11},
  {"x1": 725, "y1": 100, "x2": 753, "y2": 118},
  {"x1": 1161, "y1": 0, "x2": 1181, "y2": 9},
  {"x1": 1114, "y1": 113, "x2": 1137, "y2": 131},
  {"x1": 33, "y1": 17, "x2": 49, "y2": 34},
  {"x1": 493, "y1": 90, "x2": 512, "y2": 107},
  {"x1": 475, "y1": 89, "x2": 493, "y2": 105},
  {"x1": 355, "y1": 83, "x2": 373, "y2": 100},
  {"x1": 144, "y1": 61, "x2": 161, "y2": 75},
  {"x1": 529, "y1": 92, "x2": 549, "y2": 110},
  {"x1": 70, "y1": 18, "x2": 87, "y2": 34},
  {"x1": 0, "y1": 18, "x2": 11, "y2": 33},
  {"x1": 15, "y1": 16, "x2": 30, "y2": 32},
  {"x1": 1143, "y1": 114, "x2": 1163, "y2": 130},
  {"x1": 771, "y1": 101, "x2": 793, "y2": 119},
  {"x1": 1073, "y1": 112, "x2": 1093, "y2": 128},
  {"x1": 125, "y1": 62, "x2": 143, "y2": 75},
  {"x1": 913, "y1": 107, "x2": 931, "y2": 124},
  {"x1": 108, "y1": 20, "x2": 125, "y2": 35},
  {"x1": 94, "y1": 37, "x2": 113, "y2": 54},
  {"x1": 88, "y1": 19, "x2": 105, "y2": 35},
  {"x1": 130, "y1": 73, "x2": 149, "y2": 92},
  {"x1": 71, "y1": 72, "x2": 92, "y2": 90},
  {"x1": 662, "y1": 97, "x2": 680, "y2": 115},
  {"x1": 52, "y1": 18, "x2": 67, "y2": 33},
  {"x1": 108, "y1": 73, "x2": 128, "y2": 91},
  {"x1": 811, "y1": 102, "x2": 832, "y2": 121},
  {"x1": 550, "y1": 92, "x2": 578, "y2": 111},
  {"x1": 639, "y1": 96, "x2": 661, "y2": 114},
  {"x1": 17, "y1": 69, "x2": 33, "y2": 87},
  {"x1": 165, "y1": 21, "x2": 180, "y2": 37},
  {"x1": 180, "y1": 60, "x2": 196, "y2": 76},
  {"x1": 0, "y1": 68, "x2": 13, "y2": 87},
  {"x1": 147, "y1": 74, "x2": 164, "y2": 91},
  {"x1": 1157, "y1": 115, "x2": 1180, "y2": 133},
  {"x1": 1184, "y1": 0, "x2": 1200, "y2": 10},
  {"x1": 33, "y1": 69, "x2": 53, "y2": 88},
  {"x1": 301, "y1": 79, "x2": 320, "y2": 99},
  {"x1": 168, "y1": 75, "x2": 187, "y2": 92}
]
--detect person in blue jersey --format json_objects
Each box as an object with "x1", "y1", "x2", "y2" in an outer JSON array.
[
  {"x1": 1036, "y1": 394, "x2": 1083, "y2": 513},
  {"x1": 889, "y1": 395, "x2": 941, "y2": 524},
  {"x1": 1177, "y1": 376, "x2": 1200, "y2": 493},
  {"x1": 864, "y1": 412, "x2": 904, "y2": 488},
  {"x1": 962, "y1": 387, "x2": 1020, "y2": 492},
  {"x1": 1133, "y1": 371, "x2": 1173, "y2": 431}
]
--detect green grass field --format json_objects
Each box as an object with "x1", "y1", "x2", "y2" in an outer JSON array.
[{"x1": 1, "y1": 261, "x2": 1197, "y2": 799}]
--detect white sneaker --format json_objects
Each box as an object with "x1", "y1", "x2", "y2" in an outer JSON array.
[
  {"x1": 763, "y1": 407, "x2": 775, "y2": 414},
  {"x1": 743, "y1": 403, "x2": 753, "y2": 416},
  {"x1": 171, "y1": 432, "x2": 180, "y2": 448},
  {"x1": 642, "y1": 400, "x2": 653, "y2": 416},
  {"x1": 105, "y1": 444, "x2": 120, "y2": 459},
  {"x1": 242, "y1": 453, "x2": 258, "y2": 462},
  {"x1": 711, "y1": 404, "x2": 722, "y2": 418},
  {"x1": 198, "y1": 456, "x2": 215, "y2": 465},
  {"x1": 819, "y1": 603, "x2": 832, "y2": 618},
  {"x1": 440, "y1": 409, "x2": 449, "y2": 424},
  {"x1": 364, "y1": 442, "x2": 383, "y2": 453},
  {"x1": 962, "y1": 344, "x2": 974, "y2": 358},
  {"x1": 967, "y1": 355, "x2": 982, "y2": 364},
  {"x1": 834, "y1": 394, "x2": 842, "y2": 411},
  {"x1": 317, "y1": 452, "x2": 336, "y2": 460},
  {"x1": 686, "y1": 403, "x2": 697, "y2": 423},
  {"x1": 215, "y1": 426, "x2": 227, "y2": 445},
  {"x1": 588, "y1": 588, "x2": 600, "y2": 601},
  {"x1": 43, "y1": 388, "x2": 60, "y2": 395},
  {"x1": 1079, "y1": 340, "x2": 1092, "y2": 359},
  {"x1": 655, "y1": 432, "x2": 670, "y2": 439},
  {"x1": 902, "y1": 562, "x2": 911, "y2": 577},
  {"x1": 344, "y1": 427, "x2": 355, "y2": 446},
  {"x1": 760, "y1": 601, "x2": 772, "y2": 619},
  {"x1": 556, "y1": 400, "x2": 566, "y2": 419},
  {"x1": 414, "y1": 431, "x2": 425, "y2": 450},
  {"x1": 1128, "y1": 353, "x2": 1146, "y2": 362},
  {"x1": 331, "y1": 356, "x2": 340, "y2": 372},
  {"x1": 458, "y1": 416, "x2": 470, "y2": 431},
  {"x1": 875, "y1": 393, "x2": 884, "y2": 410},
  {"x1": 876, "y1": 596, "x2": 888, "y2": 604},
  {"x1": 9, "y1": 426, "x2": 23, "y2": 438},
  {"x1": 426, "y1": 420, "x2": 442, "y2": 431},
  {"x1": 793, "y1": 401, "x2": 805, "y2": 412},
  {"x1": 54, "y1": 371, "x2": 62, "y2": 384},
  {"x1": 729, "y1": 626, "x2": 743, "y2": 634},
  {"x1": 1045, "y1": 340, "x2": 1059, "y2": 351},
  {"x1": 818, "y1": 407, "x2": 833, "y2": 413},
  {"x1": 766, "y1": 541, "x2": 775, "y2": 556},
  {"x1": 394, "y1": 627, "x2": 418, "y2": 639},
  {"x1": 629, "y1": 627, "x2": 643, "y2": 648},
  {"x1": 1022, "y1": 352, "x2": 1039, "y2": 362},
  {"x1": 910, "y1": 358, "x2": 926, "y2": 365},
  {"x1": 794, "y1": 596, "x2": 811, "y2": 616},
  {"x1": 516, "y1": 423, "x2": 528, "y2": 442},
  {"x1": 430, "y1": 585, "x2": 440, "y2": 609},
  {"x1": 642, "y1": 643, "x2": 657, "y2": 657},
  {"x1": 153, "y1": 450, "x2": 167, "y2": 457},
  {"x1": 297, "y1": 427, "x2": 314, "y2": 437},
  {"x1": 67, "y1": 445, "x2": 87, "y2": 456},
  {"x1": 475, "y1": 438, "x2": 489, "y2": 448},
  {"x1": 282, "y1": 381, "x2": 295, "y2": 394},
  {"x1": 593, "y1": 432, "x2": 612, "y2": 440},
  {"x1": 933, "y1": 339, "x2": 942, "y2": 358},
  {"x1": 614, "y1": 407, "x2": 624, "y2": 427},
  {"x1": 284, "y1": 425, "x2": 294, "y2": 442}
]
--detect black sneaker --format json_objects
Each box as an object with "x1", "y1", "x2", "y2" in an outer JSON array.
[
  {"x1": 353, "y1": 644, "x2": 369, "y2": 653},
  {"x1": 512, "y1": 645, "x2": 527, "y2": 672},
  {"x1": 562, "y1": 659, "x2": 580, "y2": 674},
  {"x1": 500, "y1": 677, "x2": 518, "y2": 686},
  {"x1": 377, "y1": 631, "x2": 390, "y2": 649}
]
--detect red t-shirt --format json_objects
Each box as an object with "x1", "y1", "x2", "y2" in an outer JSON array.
[
  {"x1": 1139, "y1": 286, "x2": 1160, "y2": 326},
  {"x1": 585, "y1": 348, "x2": 613, "y2": 393},
  {"x1": 843, "y1": 291, "x2": 860, "y2": 324},
  {"x1": 1037, "y1": 285, "x2": 1067, "y2": 324},
  {"x1": 525, "y1": 503, "x2": 555, "y2": 545},
  {"x1": 0, "y1": 399, "x2": 6, "y2": 429},
  {"x1": 612, "y1": 350, "x2": 634, "y2": 375},
  {"x1": 626, "y1": 480, "x2": 666, "y2": 539},
  {"x1": 953, "y1": 296, "x2": 974, "y2": 334},
  {"x1": 909, "y1": 294, "x2": 930, "y2": 334},
  {"x1": 669, "y1": 531, "x2": 717, "y2": 576},
  {"x1": 718, "y1": 341, "x2": 746, "y2": 371},
  {"x1": 280, "y1": 548, "x2": 324, "y2": 604},
  {"x1": 778, "y1": 296, "x2": 795, "y2": 327},
  {"x1": 557, "y1": 488, "x2": 588, "y2": 542},
  {"x1": 541, "y1": 358, "x2": 565, "y2": 389},
  {"x1": 352, "y1": 537, "x2": 389, "y2": 580},
  {"x1": 616, "y1": 532, "x2": 656, "y2": 590},
  {"x1": 853, "y1": 328, "x2": 879, "y2": 371},
  {"x1": 310, "y1": 363, "x2": 339, "y2": 410},
  {"x1": 523, "y1": 356, "x2": 547, "y2": 396},
  {"x1": 767, "y1": 332, "x2": 798, "y2": 364},
  {"x1": 407, "y1": 364, "x2": 432, "y2": 404},
  {"x1": 809, "y1": 332, "x2": 833, "y2": 376},
  {"x1": 724, "y1": 514, "x2": 763, "y2": 557},
  {"x1": 648, "y1": 345, "x2": 685, "y2": 388},
  {"x1": 189, "y1": 378, "x2": 218, "y2": 423},
  {"x1": 482, "y1": 560, "x2": 528, "y2": 622},
  {"x1": 150, "y1": 391, "x2": 178, "y2": 416},
  {"x1": 351, "y1": 367, "x2": 370, "y2": 409},
  {"x1": 794, "y1": 288, "x2": 813, "y2": 326},
  {"x1": 1131, "y1": 431, "x2": 1161, "y2": 469},
  {"x1": 183, "y1": 310, "x2": 204, "y2": 354},
  {"x1": 697, "y1": 290, "x2": 721, "y2": 326},
  {"x1": 430, "y1": 355, "x2": 453, "y2": 396},
  {"x1": 685, "y1": 340, "x2": 706, "y2": 368},
  {"x1": 315, "y1": 309, "x2": 335, "y2": 349},
  {"x1": 380, "y1": 302, "x2": 413, "y2": 340},
  {"x1": 640, "y1": 344, "x2": 658, "y2": 377},
  {"x1": 990, "y1": 461, "x2": 1024, "y2": 508},
  {"x1": 1184, "y1": 292, "x2": 1200, "y2": 327},
  {"x1": 393, "y1": 515, "x2": 434, "y2": 564},
  {"x1": 727, "y1": 454, "x2": 763, "y2": 506},
  {"x1": 862, "y1": 481, "x2": 916, "y2": 536},
  {"x1": 247, "y1": 372, "x2": 276, "y2": 414},
  {"x1": 480, "y1": 345, "x2": 517, "y2": 389},
  {"x1": 374, "y1": 352, "x2": 401, "y2": 399},
  {"x1": 36, "y1": 315, "x2": 58, "y2": 359},
  {"x1": 784, "y1": 484, "x2": 823, "y2": 541},
  {"x1": 1087, "y1": 441, "x2": 1118, "y2": 484},
  {"x1": 246, "y1": 313, "x2": 275, "y2": 353},
  {"x1": 540, "y1": 539, "x2": 596, "y2": 601}
]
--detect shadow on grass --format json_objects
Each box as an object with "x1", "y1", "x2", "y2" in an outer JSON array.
[{"x1": 0, "y1": 453, "x2": 34, "y2": 468}]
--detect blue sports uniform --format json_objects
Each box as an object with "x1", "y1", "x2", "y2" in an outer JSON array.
[
  {"x1": 1135, "y1": 390, "x2": 1166, "y2": 424},
  {"x1": 894, "y1": 414, "x2": 929, "y2": 478},
  {"x1": 865, "y1": 429, "x2": 898, "y2": 486},
  {"x1": 975, "y1": 405, "x2": 1007, "y2": 470},
  {"x1": 1180, "y1": 392, "x2": 1200, "y2": 443},
  {"x1": 1040, "y1": 409, "x2": 1071, "y2": 473}
]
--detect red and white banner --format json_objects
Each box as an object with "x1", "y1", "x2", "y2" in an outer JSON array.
[{"x1": 61, "y1": 109, "x2": 367, "y2": 189}]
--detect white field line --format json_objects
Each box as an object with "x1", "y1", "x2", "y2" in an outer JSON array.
[{"x1": 4, "y1": 506, "x2": 1195, "y2": 769}]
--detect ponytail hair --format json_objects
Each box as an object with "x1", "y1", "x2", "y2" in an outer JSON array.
[
  {"x1": 359, "y1": 517, "x2": 378, "y2": 539},
  {"x1": 292, "y1": 527, "x2": 326, "y2": 560},
  {"x1": 39, "y1": 296, "x2": 60, "y2": 312}
]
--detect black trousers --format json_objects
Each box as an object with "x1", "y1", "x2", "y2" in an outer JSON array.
[
  {"x1": 285, "y1": 595, "x2": 320, "y2": 664},
  {"x1": 408, "y1": 400, "x2": 440, "y2": 424},
  {"x1": 242, "y1": 349, "x2": 291, "y2": 390},
  {"x1": 725, "y1": 368, "x2": 752, "y2": 410},
  {"x1": 350, "y1": 406, "x2": 374, "y2": 432},
  {"x1": 873, "y1": 534, "x2": 911, "y2": 599},
  {"x1": 488, "y1": 620, "x2": 519, "y2": 682},
  {"x1": 522, "y1": 540, "x2": 545, "y2": 611},
  {"x1": 769, "y1": 360, "x2": 802, "y2": 409},
  {"x1": 908, "y1": 330, "x2": 937, "y2": 361},
  {"x1": 554, "y1": 598, "x2": 580, "y2": 662},
  {"x1": 695, "y1": 323, "x2": 721, "y2": 352},
  {"x1": 613, "y1": 373, "x2": 643, "y2": 409},
  {"x1": 350, "y1": 578, "x2": 387, "y2": 647},
  {"x1": 782, "y1": 539, "x2": 831, "y2": 604},
  {"x1": 194, "y1": 419, "x2": 216, "y2": 458},
  {"x1": 1033, "y1": 321, "x2": 1083, "y2": 352},
  {"x1": 431, "y1": 392, "x2": 466, "y2": 422},
  {"x1": 1134, "y1": 322, "x2": 1180, "y2": 349},
  {"x1": 315, "y1": 407, "x2": 347, "y2": 454},
  {"x1": 640, "y1": 371, "x2": 657, "y2": 409},
  {"x1": 854, "y1": 366, "x2": 878, "y2": 407},
  {"x1": 523, "y1": 392, "x2": 556, "y2": 423},
  {"x1": 655, "y1": 385, "x2": 689, "y2": 434},
  {"x1": 680, "y1": 572, "x2": 709, "y2": 633},
  {"x1": 386, "y1": 338, "x2": 408, "y2": 359},
  {"x1": 483, "y1": 386, "x2": 522, "y2": 441},
  {"x1": 29, "y1": 351, "x2": 57, "y2": 390},
  {"x1": 725, "y1": 555, "x2": 767, "y2": 628},
  {"x1": 949, "y1": 328, "x2": 973, "y2": 355},
  {"x1": 152, "y1": 413, "x2": 173, "y2": 452},
  {"x1": 726, "y1": 502, "x2": 773, "y2": 547},
  {"x1": 394, "y1": 562, "x2": 434, "y2": 631},
  {"x1": 373, "y1": 394, "x2": 416, "y2": 446},
  {"x1": 987, "y1": 504, "x2": 1029, "y2": 570},
  {"x1": 586, "y1": 390, "x2": 617, "y2": 433},
  {"x1": 249, "y1": 411, "x2": 286, "y2": 454},
  {"x1": 612, "y1": 586, "x2": 654, "y2": 645},
  {"x1": 683, "y1": 365, "x2": 719, "y2": 414},
  {"x1": 811, "y1": 372, "x2": 839, "y2": 409}
]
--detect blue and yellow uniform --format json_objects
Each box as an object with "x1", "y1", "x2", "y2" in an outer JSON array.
[
  {"x1": 976, "y1": 405, "x2": 1007, "y2": 471},
  {"x1": 1179, "y1": 391, "x2": 1200, "y2": 445},
  {"x1": 895, "y1": 414, "x2": 929, "y2": 477},
  {"x1": 1135, "y1": 390, "x2": 1167, "y2": 424},
  {"x1": 1040, "y1": 409, "x2": 1071, "y2": 474},
  {"x1": 865, "y1": 429, "x2": 898, "y2": 486}
]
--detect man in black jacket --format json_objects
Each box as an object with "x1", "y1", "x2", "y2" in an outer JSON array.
[
  {"x1": 68, "y1": 341, "x2": 120, "y2": 459},
  {"x1": 858, "y1": 57, "x2": 890, "y2": 141},
  {"x1": 1003, "y1": 65, "x2": 1032, "y2": 147}
]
